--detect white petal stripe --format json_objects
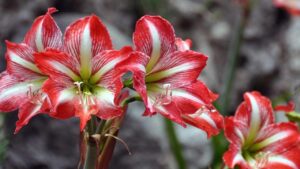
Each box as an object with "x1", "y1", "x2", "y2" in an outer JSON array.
[
  {"x1": 172, "y1": 90, "x2": 205, "y2": 104},
  {"x1": 90, "y1": 57, "x2": 123, "y2": 83},
  {"x1": 250, "y1": 131, "x2": 291, "y2": 151},
  {"x1": 49, "y1": 61, "x2": 80, "y2": 81},
  {"x1": 268, "y1": 156, "x2": 297, "y2": 169},
  {"x1": 145, "y1": 20, "x2": 161, "y2": 73},
  {"x1": 245, "y1": 93, "x2": 261, "y2": 145},
  {"x1": 80, "y1": 24, "x2": 92, "y2": 79},
  {"x1": 145, "y1": 62, "x2": 198, "y2": 82},
  {"x1": 9, "y1": 51, "x2": 42, "y2": 74},
  {"x1": 35, "y1": 21, "x2": 44, "y2": 52}
]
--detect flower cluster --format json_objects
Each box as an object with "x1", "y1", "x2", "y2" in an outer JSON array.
[
  {"x1": 0, "y1": 8, "x2": 223, "y2": 137},
  {"x1": 223, "y1": 91, "x2": 300, "y2": 169}
]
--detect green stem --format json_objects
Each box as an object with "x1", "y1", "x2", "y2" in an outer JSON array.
[
  {"x1": 219, "y1": 4, "x2": 251, "y2": 115},
  {"x1": 164, "y1": 119, "x2": 187, "y2": 169},
  {"x1": 83, "y1": 143, "x2": 98, "y2": 169},
  {"x1": 83, "y1": 118, "x2": 98, "y2": 169}
]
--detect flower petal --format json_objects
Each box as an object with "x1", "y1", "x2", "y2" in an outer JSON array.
[
  {"x1": 175, "y1": 38, "x2": 192, "y2": 51},
  {"x1": 265, "y1": 145, "x2": 300, "y2": 169},
  {"x1": 275, "y1": 101, "x2": 295, "y2": 113},
  {"x1": 0, "y1": 72, "x2": 44, "y2": 112},
  {"x1": 23, "y1": 7, "x2": 62, "y2": 52},
  {"x1": 250, "y1": 122, "x2": 300, "y2": 154},
  {"x1": 224, "y1": 117, "x2": 248, "y2": 146},
  {"x1": 90, "y1": 46, "x2": 132, "y2": 85},
  {"x1": 42, "y1": 79, "x2": 77, "y2": 119},
  {"x1": 235, "y1": 91, "x2": 274, "y2": 145},
  {"x1": 133, "y1": 15, "x2": 176, "y2": 73},
  {"x1": 115, "y1": 52, "x2": 150, "y2": 110},
  {"x1": 14, "y1": 94, "x2": 49, "y2": 134},
  {"x1": 35, "y1": 49, "x2": 81, "y2": 82},
  {"x1": 223, "y1": 144, "x2": 251, "y2": 169},
  {"x1": 145, "y1": 50, "x2": 207, "y2": 88},
  {"x1": 93, "y1": 86, "x2": 123, "y2": 120},
  {"x1": 64, "y1": 15, "x2": 112, "y2": 80},
  {"x1": 5, "y1": 41, "x2": 43, "y2": 80}
]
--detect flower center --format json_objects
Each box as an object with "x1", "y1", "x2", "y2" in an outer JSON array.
[
  {"x1": 242, "y1": 148, "x2": 272, "y2": 169},
  {"x1": 74, "y1": 81, "x2": 98, "y2": 114}
]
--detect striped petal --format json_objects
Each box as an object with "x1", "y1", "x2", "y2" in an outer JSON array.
[
  {"x1": 145, "y1": 51, "x2": 208, "y2": 88},
  {"x1": 133, "y1": 15, "x2": 176, "y2": 73},
  {"x1": 264, "y1": 145, "x2": 300, "y2": 169},
  {"x1": 224, "y1": 117, "x2": 248, "y2": 146},
  {"x1": 223, "y1": 144, "x2": 251, "y2": 169},
  {"x1": 90, "y1": 46, "x2": 132, "y2": 85},
  {"x1": 64, "y1": 15, "x2": 112, "y2": 80},
  {"x1": 93, "y1": 86, "x2": 123, "y2": 120},
  {"x1": 34, "y1": 49, "x2": 81, "y2": 82},
  {"x1": 250, "y1": 122, "x2": 300, "y2": 154},
  {"x1": 0, "y1": 72, "x2": 44, "y2": 112},
  {"x1": 42, "y1": 79, "x2": 77, "y2": 119},
  {"x1": 235, "y1": 91, "x2": 274, "y2": 146},
  {"x1": 23, "y1": 7, "x2": 62, "y2": 52},
  {"x1": 5, "y1": 41, "x2": 43, "y2": 80}
]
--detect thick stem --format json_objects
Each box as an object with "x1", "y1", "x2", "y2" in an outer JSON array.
[
  {"x1": 83, "y1": 143, "x2": 98, "y2": 169},
  {"x1": 164, "y1": 119, "x2": 187, "y2": 169}
]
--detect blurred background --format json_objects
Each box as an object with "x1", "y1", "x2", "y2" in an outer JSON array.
[{"x1": 0, "y1": 0, "x2": 299, "y2": 169}]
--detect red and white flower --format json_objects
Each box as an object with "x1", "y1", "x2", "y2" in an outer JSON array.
[
  {"x1": 0, "y1": 8, "x2": 62, "y2": 133},
  {"x1": 116, "y1": 16, "x2": 223, "y2": 137},
  {"x1": 223, "y1": 91, "x2": 300, "y2": 169},
  {"x1": 273, "y1": 0, "x2": 300, "y2": 16},
  {"x1": 34, "y1": 15, "x2": 132, "y2": 130}
]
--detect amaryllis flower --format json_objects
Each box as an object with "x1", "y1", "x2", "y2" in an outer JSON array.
[
  {"x1": 34, "y1": 15, "x2": 132, "y2": 130},
  {"x1": 116, "y1": 16, "x2": 223, "y2": 137},
  {"x1": 273, "y1": 0, "x2": 300, "y2": 15},
  {"x1": 0, "y1": 8, "x2": 62, "y2": 133},
  {"x1": 223, "y1": 91, "x2": 300, "y2": 169}
]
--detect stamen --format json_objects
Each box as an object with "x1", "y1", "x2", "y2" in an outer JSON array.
[
  {"x1": 255, "y1": 151, "x2": 271, "y2": 168},
  {"x1": 190, "y1": 105, "x2": 217, "y2": 118},
  {"x1": 27, "y1": 84, "x2": 44, "y2": 105},
  {"x1": 154, "y1": 83, "x2": 173, "y2": 106}
]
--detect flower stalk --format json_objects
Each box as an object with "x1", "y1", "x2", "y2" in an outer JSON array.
[{"x1": 164, "y1": 119, "x2": 187, "y2": 169}]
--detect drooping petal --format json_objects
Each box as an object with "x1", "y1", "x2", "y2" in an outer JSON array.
[
  {"x1": 34, "y1": 49, "x2": 81, "y2": 82},
  {"x1": 249, "y1": 122, "x2": 300, "y2": 154},
  {"x1": 0, "y1": 72, "x2": 44, "y2": 112},
  {"x1": 23, "y1": 7, "x2": 62, "y2": 52},
  {"x1": 235, "y1": 91, "x2": 274, "y2": 146},
  {"x1": 133, "y1": 15, "x2": 176, "y2": 73},
  {"x1": 275, "y1": 101, "x2": 295, "y2": 113},
  {"x1": 115, "y1": 52, "x2": 150, "y2": 110},
  {"x1": 145, "y1": 51, "x2": 207, "y2": 88},
  {"x1": 42, "y1": 79, "x2": 77, "y2": 119},
  {"x1": 14, "y1": 93, "x2": 49, "y2": 134},
  {"x1": 223, "y1": 144, "x2": 251, "y2": 169},
  {"x1": 175, "y1": 38, "x2": 192, "y2": 51},
  {"x1": 64, "y1": 15, "x2": 113, "y2": 80},
  {"x1": 5, "y1": 41, "x2": 43, "y2": 80}
]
